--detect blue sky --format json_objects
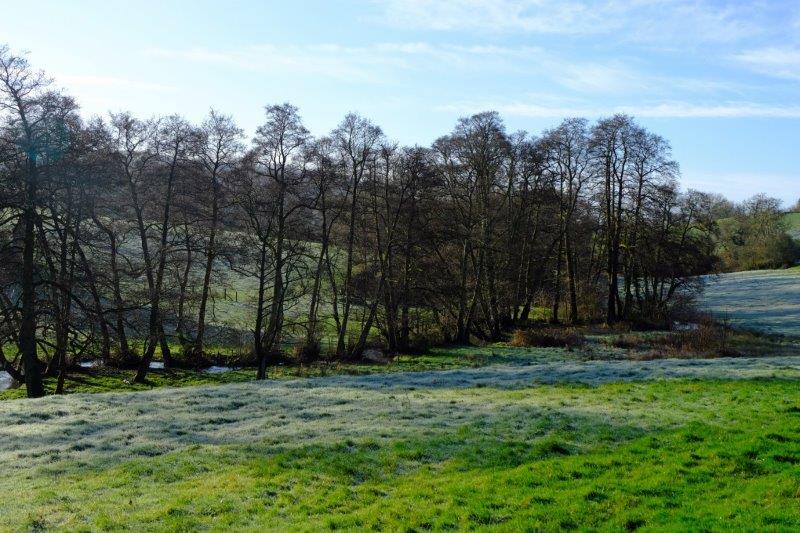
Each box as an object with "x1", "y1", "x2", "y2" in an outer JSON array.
[{"x1": 3, "y1": 0, "x2": 799, "y2": 204}]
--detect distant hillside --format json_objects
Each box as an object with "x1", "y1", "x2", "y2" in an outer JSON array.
[
  {"x1": 717, "y1": 212, "x2": 800, "y2": 240},
  {"x1": 784, "y1": 211, "x2": 800, "y2": 241},
  {"x1": 712, "y1": 210, "x2": 800, "y2": 272}
]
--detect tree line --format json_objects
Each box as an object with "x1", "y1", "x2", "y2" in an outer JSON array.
[
  {"x1": 708, "y1": 194, "x2": 799, "y2": 271},
  {"x1": 1, "y1": 45, "x2": 731, "y2": 397}
]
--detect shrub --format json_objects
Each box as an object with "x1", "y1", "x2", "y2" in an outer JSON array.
[{"x1": 672, "y1": 324, "x2": 720, "y2": 352}]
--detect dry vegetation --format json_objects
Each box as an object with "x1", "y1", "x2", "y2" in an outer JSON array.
[
  {"x1": 604, "y1": 323, "x2": 738, "y2": 359},
  {"x1": 508, "y1": 311, "x2": 800, "y2": 363},
  {"x1": 510, "y1": 327, "x2": 586, "y2": 349}
]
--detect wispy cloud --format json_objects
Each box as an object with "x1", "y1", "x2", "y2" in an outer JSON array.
[
  {"x1": 147, "y1": 42, "x2": 738, "y2": 99},
  {"x1": 57, "y1": 74, "x2": 176, "y2": 92},
  {"x1": 147, "y1": 43, "x2": 548, "y2": 83},
  {"x1": 146, "y1": 39, "x2": 791, "y2": 125},
  {"x1": 145, "y1": 43, "x2": 551, "y2": 85},
  {"x1": 553, "y1": 62, "x2": 646, "y2": 93},
  {"x1": 376, "y1": 0, "x2": 770, "y2": 45},
  {"x1": 439, "y1": 100, "x2": 800, "y2": 119},
  {"x1": 377, "y1": 0, "x2": 608, "y2": 34},
  {"x1": 146, "y1": 45, "x2": 405, "y2": 83},
  {"x1": 734, "y1": 47, "x2": 800, "y2": 81}
]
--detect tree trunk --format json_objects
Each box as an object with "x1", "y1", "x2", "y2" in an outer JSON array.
[
  {"x1": 551, "y1": 233, "x2": 564, "y2": 324},
  {"x1": 20, "y1": 150, "x2": 44, "y2": 398},
  {"x1": 336, "y1": 178, "x2": 360, "y2": 357},
  {"x1": 255, "y1": 240, "x2": 269, "y2": 379},
  {"x1": 78, "y1": 247, "x2": 111, "y2": 362},
  {"x1": 134, "y1": 150, "x2": 178, "y2": 383},
  {"x1": 306, "y1": 235, "x2": 326, "y2": 347},
  {"x1": 263, "y1": 182, "x2": 287, "y2": 358},
  {"x1": 176, "y1": 228, "x2": 193, "y2": 347},
  {"x1": 195, "y1": 186, "x2": 219, "y2": 359},
  {"x1": 565, "y1": 227, "x2": 579, "y2": 324}
]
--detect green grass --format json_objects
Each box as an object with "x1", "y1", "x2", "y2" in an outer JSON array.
[{"x1": 2, "y1": 377, "x2": 799, "y2": 531}]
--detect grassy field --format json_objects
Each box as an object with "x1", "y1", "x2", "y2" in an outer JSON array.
[
  {"x1": 2, "y1": 258, "x2": 800, "y2": 530},
  {"x1": 2, "y1": 354, "x2": 800, "y2": 530},
  {"x1": 699, "y1": 267, "x2": 800, "y2": 336}
]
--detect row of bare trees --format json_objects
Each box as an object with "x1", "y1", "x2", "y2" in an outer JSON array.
[{"x1": 0, "y1": 46, "x2": 718, "y2": 397}]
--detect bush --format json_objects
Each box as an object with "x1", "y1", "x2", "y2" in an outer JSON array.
[{"x1": 510, "y1": 328, "x2": 585, "y2": 349}]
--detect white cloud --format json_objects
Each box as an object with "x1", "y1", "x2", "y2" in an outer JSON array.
[
  {"x1": 57, "y1": 75, "x2": 176, "y2": 92},
  {"x1": 553, "y1": 62, "x2": 646, "y2": 93},
  {"x1": 146, "y1": 41, "x2": 775, "y2": 108},
  {"x1": 618, "y1": 102, "x2": 800, "y2": 118},
  {"x1": 146, "y1": 45, "x2": 414, "y2": 83},
  {"x1": 439, "y1": 99, "x2": 800, "y2": 119},
  {"x1": 377, "y1": 0, "x2": 608, "y2": 34},
  {"x1": 147, "y1": 43, "x2": 547, "y2": 83},
  {"x1": 376, "y1": 0, "x2": 767, "y2": 45},
  {"x1": 146, "y1": 42, "x2": 690, "y2": 95},
  {"x1": 734, "y1": 47, "x2": 800, "y2": 81}
]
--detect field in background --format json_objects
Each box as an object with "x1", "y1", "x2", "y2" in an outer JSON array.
[{"x1": 699, "y1": 267, "x2": 800, "y2": 337}]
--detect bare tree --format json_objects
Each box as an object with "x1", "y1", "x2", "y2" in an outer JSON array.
[
  {"x1": 331, "y1": 113, "x2": 383, "y2": 358},
  {"x1": 193, "y1": 110, "x2": 242, "y2": 359},
  {"x1": 541, "y1": 118, "x2": 590, "y2": 324},
  {"x1": 0, "y1": 45, "x2": 55, "y2": 397},
  {"x1": 251, "y1": 103, "x2": 308, "y2": 377}
]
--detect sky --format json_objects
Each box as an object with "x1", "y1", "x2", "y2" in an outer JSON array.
[{"x1": 2, "y1": 0, "x2": 799, "y2": 205}]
